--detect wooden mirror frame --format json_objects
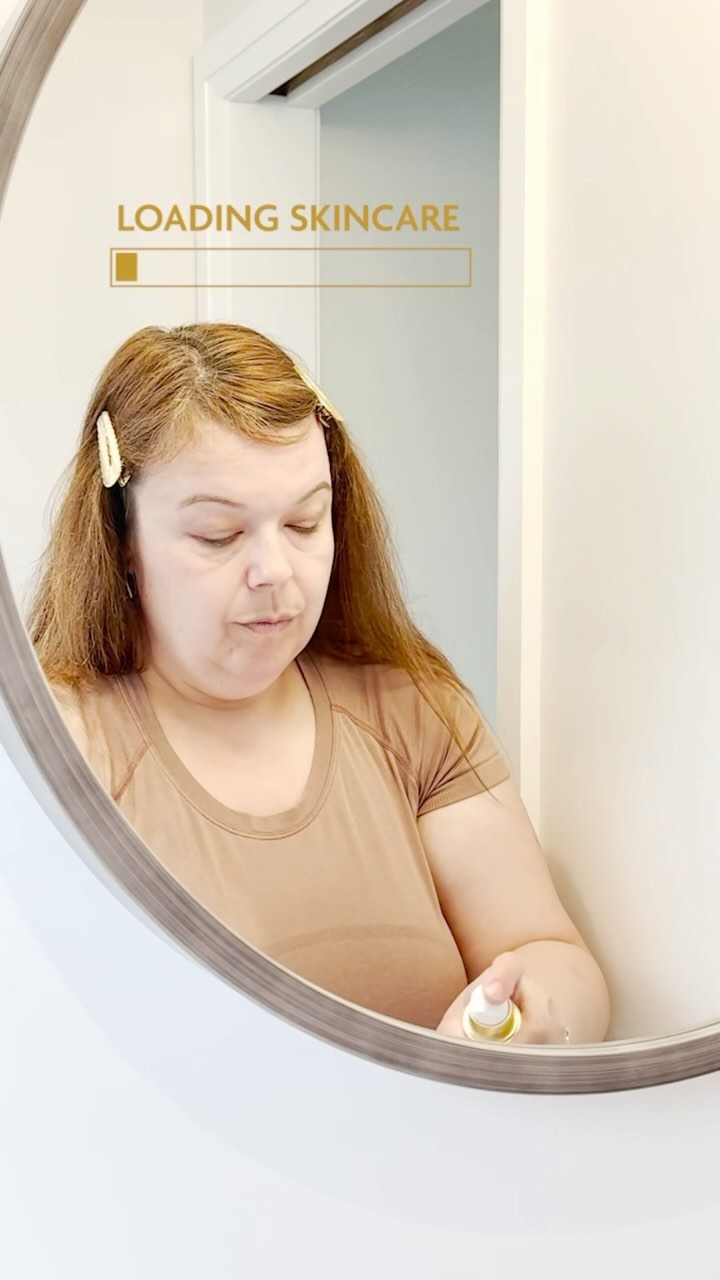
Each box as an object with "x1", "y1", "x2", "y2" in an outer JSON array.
[{"x1": 2, "y1": 0, "x2": 720, "y2": 1095}]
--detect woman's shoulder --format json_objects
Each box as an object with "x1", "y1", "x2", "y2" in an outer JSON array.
[
  {"x1": 307, "y1": 650, "x2": 476, "y2": 747},
  {"x1": 45, "y1": 672, "x2": 146, "y2": 795},
  {"x1": 307, "y1": 650, "x2": 510, "y2": 798},
  {"x1": 48, "y1": 669, "x2": 124, "y2": 720},
  {"x1": 306, "y1": 651, "x2": 421, "y2": 719},
  {"x1": 47, "y1": 678, "x2": 93, "y2": 758}
]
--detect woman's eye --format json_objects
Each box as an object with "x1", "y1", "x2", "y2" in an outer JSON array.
[
  {"x1": 193, "y1": 523, "x2": 320, "y2": 548},
  {"x1": 194, "y1": 534, "x2": 239, "y2": 547}
]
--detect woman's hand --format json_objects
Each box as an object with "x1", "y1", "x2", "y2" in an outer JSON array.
[{"x1": 435, "y1": 950, "x2": 570, "y2": 1045}]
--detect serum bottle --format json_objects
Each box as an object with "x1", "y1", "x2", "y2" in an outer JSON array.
[{"x1": 462, "y1": 984, "x2": 522, "y2": 1042}]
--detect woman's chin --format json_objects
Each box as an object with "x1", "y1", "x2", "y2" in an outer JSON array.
[{"x1": 205, "y1": 651, "x2": 293, "y2": 695}]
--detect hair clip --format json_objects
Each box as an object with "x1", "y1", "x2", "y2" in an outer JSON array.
[
  {"x1": 96, "y1": 410, "x2": 130, "y2": 488},
  {"x1": 293, "y1": 361, "x2": 343, "y2": 426}
]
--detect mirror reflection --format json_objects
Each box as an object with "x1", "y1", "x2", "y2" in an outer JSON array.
[
  {"x1": 7, "y1": 0, "x2": 669, "y2": 1059},
  {"x1": 25, "y1": 319, "x2": 610, "y2": 1047}
]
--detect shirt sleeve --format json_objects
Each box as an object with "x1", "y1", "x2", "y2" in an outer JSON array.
[{"x1": 415, "y1": 680, "x2": 512, "y2": 816}]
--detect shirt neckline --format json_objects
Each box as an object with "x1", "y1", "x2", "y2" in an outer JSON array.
[{"x1": 120, "y1": 650, "x2": 334, "y2": 837}]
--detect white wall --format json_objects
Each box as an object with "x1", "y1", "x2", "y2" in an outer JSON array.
[
  {"x1": 202, "y1": 0, "x2": 256, "y2": 40},
  {"x1": 0, "y1": 0, "x2": 201, "y2": 609},
  {"x1": 537, "y1": 0, "x2": 720, "y2": 1039},
  {"x1": 317, "y1": 2, "x2": 500, "y2": 721}
]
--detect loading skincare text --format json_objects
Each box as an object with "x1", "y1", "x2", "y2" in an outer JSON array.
[{"x1": 117, "y1": 203, "x2": 461, "y2": 233}]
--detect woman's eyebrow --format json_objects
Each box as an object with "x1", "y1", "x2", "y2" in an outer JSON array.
[{"x1": 178, "y1": 481, "x2": 331, "y2": 510}]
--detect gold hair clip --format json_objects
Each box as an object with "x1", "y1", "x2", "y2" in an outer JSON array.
[
  {"x1": 293, "y1": 361, "x2": 343, "y2": 426},
  {"x1": 96, "y1": 410, "x2": 130, "y2": 488}
]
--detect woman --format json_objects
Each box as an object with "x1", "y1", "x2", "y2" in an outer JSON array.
[{"x1": 28, "y1": 322, "x2": 610, "y2": 1044}]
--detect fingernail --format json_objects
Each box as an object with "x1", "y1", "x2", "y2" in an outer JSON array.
[{"x1": 484, "y1": 982, "x2": 504, "y2": 1001}]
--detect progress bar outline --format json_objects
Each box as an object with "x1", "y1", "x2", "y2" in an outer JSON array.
[{"x1": 109, "y1": 245, "x2": 473, "y2": 288}]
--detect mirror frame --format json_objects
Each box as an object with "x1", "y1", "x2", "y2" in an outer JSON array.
[{"x1": 2, "y1": 0, "x2": 720, "y2": 1095}]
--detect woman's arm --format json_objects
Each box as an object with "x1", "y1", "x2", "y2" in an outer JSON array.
[{"x1": 418, "y1": 777, "x2": 610, "y2": 1044}]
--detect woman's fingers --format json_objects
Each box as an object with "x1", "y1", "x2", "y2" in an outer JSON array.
[
  {"x1": 476, "y1": 951, "x2": 524, "y2": 1003},
  {"x1": 471, "y1": 954, "x2": 568, "y2": 1044},
  {"x1": 511, "y1": 980, "x2": 564, "y2": 1044},
  {"x1": 436, "y1": 955, "x2": 569, "y2": 1045}
]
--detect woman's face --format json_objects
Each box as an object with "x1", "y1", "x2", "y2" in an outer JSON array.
[{"x1": 126, "y1": 416, "x2": 334, "y2": 704}]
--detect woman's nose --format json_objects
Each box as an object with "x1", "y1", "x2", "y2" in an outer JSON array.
[{"x1": 245, "y1": 535, "x2": 293, "y2": 590}]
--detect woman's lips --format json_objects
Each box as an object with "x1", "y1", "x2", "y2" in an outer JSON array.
[{"x1": 240, "y1": 618, "x2": 293, "y2": 633}]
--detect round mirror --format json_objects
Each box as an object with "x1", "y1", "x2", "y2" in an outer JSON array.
[{"x1": 2, "y1": 0, "x2": 719, "y2": 1094}]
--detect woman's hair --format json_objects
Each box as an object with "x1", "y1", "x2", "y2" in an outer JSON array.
[{"x1": 27, "y1": 322, "x2": 498, "y2": 791}]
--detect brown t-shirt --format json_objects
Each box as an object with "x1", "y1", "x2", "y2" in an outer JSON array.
[{"x1": 51, "y1": 651, "x2": 511, "y2": 1029}]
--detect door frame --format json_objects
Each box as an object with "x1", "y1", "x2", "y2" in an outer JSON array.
[{"x1": 193, "y1": 0, "x2": 546, "y2": 822}]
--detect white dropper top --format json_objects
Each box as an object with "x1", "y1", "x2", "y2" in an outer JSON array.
[{"x1": 465, "y1": 984, "x2": 511, "y2": 1027}]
